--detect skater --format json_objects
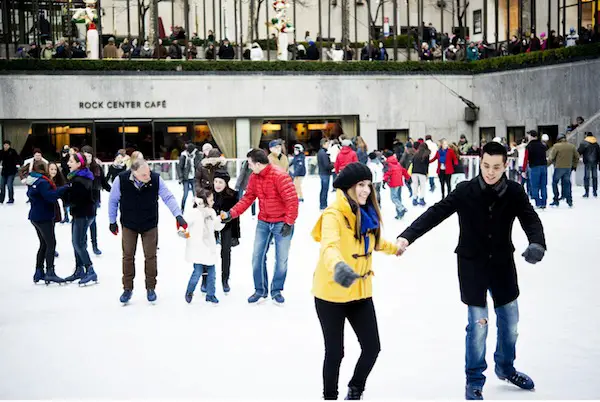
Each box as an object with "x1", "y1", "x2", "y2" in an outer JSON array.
[
  {"x1": 328, "y1": 139, "x2": 342, "y2": 191},
  {"x1": 548, "y1": 133, "x2": 579, "y2": 208},
  {"x1": 211, "y1": 169, "x2": 241, "y2": 293},
  {"x1": 383, "y1": 150, "x2": 411, "y2": 219},
  {"x1": 106, "y1": 153, "x2": 126, "y2": 184},
  {"x1": 23, "y1": 149, "x2": 48, "y2": 173},
  {"x1": 522, "y1": 130, "x2": 548, "y2": 209},
  {"x1": 48, "y1": 162, "x2": 67, "y2": 233},
  {"x1": 450, "y1": 143, "x2": 467, "y2": 189},
  {"x1": 267, "y1": 139, "x2": 289, "y2": 173},
  {"x1": 317, "y1": 139, "x2": 333, "y2": 210},
  {"x1": 235, "y1": 154, "x2": 257, "y2": 217},
  {"x1": 577, "y1": 132, "x2": 600, "y2": 197},
  {"x1": 23, "y1": 161, "x2": 68, "y2": 284},
  {"x1": 334, "y1": 139, "x2": 358, "y2": 175},
  {"x1": 290, "y1": 144, "x2": 306, "y2": 202},
  {"x1": 184, "y1": 188, "x2": 225, "y2": 304},
  {"x1": 366, "y1": 152, "x2": 383, "y2": 206},
  {"x1": 425, "y1": 135, "x2": 439, "y2": 192},
  {"x1": 63, "y1": 152, "x2": 97, "y2": 285},
  {"x1": 82, "y1": 146, "x2": 111, "y2": 256},
  {"x1": 0, "y1": 140, "x2": 21, "y2": 204},
  {"x1": 411, "y1": 143, "x2": 431, "y2": 206},
  {"x1": 108, "y1": 159, "x2": 186, "y2": 303},
  {"x1": 178, "y1": 143, "x2": 202, "y2": 212},
  {"x1": 396, "y1": 142, "x2": 546, "y2": 400},
  {"x1": 60, "y1": 145, "x2": 71, "y2": 178},
  {"x1": 430, "y1": 139, "x2": 459, "y2": 199},
  {"x1": 399, "y1": 142, "x2": 416, "y2": 198},
  {"x1": 196, "y1": 148, "x2": 226, "y2": 190},
  {"x1": 312, "y1": 162, "x2": 400, "y2": 400},
  {"x1": 220, "y1": 149, "x2": 298, "y2": 305}
]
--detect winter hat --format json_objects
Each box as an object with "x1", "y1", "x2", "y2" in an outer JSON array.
[
  {"x1": 557, "y1": 133, "x2": 566, "y2": 141},
  {"x1": 368, "y1": 152, "x2": 378, "y2": 160},
  {"x1": 213, "y1": 168, "x2": 231, "y2": 183},
  {"x1": 383, "y1": 150, "x2": 394, "y2": 158},
  {"x1": 333, "y1": 162, "x2": 372, "y2": 190},
  {"x1": 202, "y1": 143, "x2": 213, "y2": 153},
  {"x1": 541, "y1": 134, "x2": 550, "y2": 142},
  {"x1": 527, "y1": 129, "x2": 539, "y2": 138},
  {"x1": 207, "y1": 148, "x2": 222, "y2": 158},
  {"x1": 269, "y1": 139, "x2": 281, "y2": 148},
  {"x1": 186, "y1": 143, "x2": 196, "y2": 153},
  {"x1": 492, "y1": 137, "x2": 502, "y2": 143},
  {"x1": 341, "y1": 139, "x2": 353, "y2": 147},
  {"x1": 294, "y1": 144, "x2": 304, "y2": 152},
  {"x1": 540, "y1": 32, "x2": 546, "y2": 38},
  {"x1": 406, "y1": 142, "x2": 413, "y2": 149}
]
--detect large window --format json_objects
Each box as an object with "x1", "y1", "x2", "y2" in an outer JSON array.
[
  {"x1": 259, "y1": 119, "x2": 344, "y2": 155},
  {"x1": 23, "y1": 123, "x2": 92, "y2": 160},
  {"x1": 377, "y1": 129, "x2": 409, "y2": 151},
  {"x1": 538, "y1": 125, "x2": 559, "y2": 147},
  {"x1": 479, "y1": 127, "x2": 496, "y2": 143},
  {"x1": 507, "y1": 126, "x2": 525, "y2": 145}
]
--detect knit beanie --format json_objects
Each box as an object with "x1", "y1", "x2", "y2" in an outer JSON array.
[
  {"x1": 213, "y1": 168, "x2": 231, "y2": 183},
  {"x1": 333, "y1": 162, "x2": 372, "y2": 190}
]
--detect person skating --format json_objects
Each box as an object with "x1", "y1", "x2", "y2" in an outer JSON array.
[
  {"x1": 366, "y1": 152, "x2": 384, "y2": 206},
  {"x1": 577, "y1": 132, "x2": 600, "y2": 197},
  {"x1": 184, "y1": 188, "x2": 226, "y2": 304},
  {"x1": 396, "y1": 142, "x2": 546, "y2": 400},
  {"x1": 425, "y1": 135, "x2": 439, "y2": 192},
  {"x1": 63, "y1": 152, "x2": 97, "y2": 286},
  {"x1": 334, "y1": 139, "x2": 358, "y2": 175},
  {"x1": 82, "y1": 146, "x2": 111, "y2": 256},
  {"x1": 106, "y1": 153, "x2": 126, "y2": 184},
  {"x1": 383, "y1": 151, "x2": 411, "y2": 219},
  {"x1": 211, "y1": 169, "x2": 241, "y2": 293},
  {"x1": 235, "y1": 154, "x2": 257, "y2": 217},
  {"x1": 312, "y1": 162, "x2": 400, "y2": 400},
  {"x1": 220, "y1": 149, "x2": 298, "y2": 305},
  {"x1": 22, "y1": 161, "x2": 68, "y2": 284},
  {"x1": 317, "y1": 139, "x2": 333, "y2": 210},
  {"x1": 290, "y1": 144, "x2": 306, "y2": 202},
  {"x1": 108, "y1": 159, "x2": 186, "y2": 304},
  {"x1": 547, "y1": 133, "x2": 579, "y2": 207},
  {"x1": 0, "y1": 140, "x2": 21, "y2": 204},
  {"x1": 47, "y1": 162, "x2": 67, "y2": 257},
  {"x1": 411, "y1": 143, "x2": 432, "y2": 206},
  {"x1": 196, "y1": 148, "x2": 227, "y2": 190},
  {"x1": 399, "y1": 142, "x2": 416, "y2": 198},
  {"x1": 178, "y1": 143, "x2": 202, "y2": 212},
  {"x1": 522, "y1": 130, "x2": 548, "y2": 209},
  {"x1": 430, "y1": 139, "x2": 459, "y2": 198},
  {"x1": 267, "y1": 139, "x2": 289, "y2": 173}
]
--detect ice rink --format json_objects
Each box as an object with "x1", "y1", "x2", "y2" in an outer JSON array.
[{"x1": 1, "y1": 176, "x2": 599, "y2": 399}]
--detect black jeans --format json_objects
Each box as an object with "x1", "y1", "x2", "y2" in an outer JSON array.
[
  {"x1": 439, "y1": 171, "x2": 451, "y2": 198},
  {"x1": 32, "y1": 221, "x2": 56, "y2": 269},
  {"x1": 220, "y1": 226, "x2": 233, "y2": 284},
  {"x1": 315, "y1": 297, "x2": 381, "y2": 400}
]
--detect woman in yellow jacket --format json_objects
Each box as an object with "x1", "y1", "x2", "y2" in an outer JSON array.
[{"x1": 312, "y1": 162, "x2": 400, "y2": 400}]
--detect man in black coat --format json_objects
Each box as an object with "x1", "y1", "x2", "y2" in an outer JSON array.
[
  {"x1": 0, "y1": 140, "x2": 21, "y2": 204},
  {"x1": 396, "y1": 142, "x2": 546, "y2": 400},
  {"x1": 317, "y1": 138, "x2": 333, "y2": 210},
  {"x1": 577, "y1": 132, "x2": 600, "y2": 197}
]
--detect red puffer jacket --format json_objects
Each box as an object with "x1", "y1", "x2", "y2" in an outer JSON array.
[
  {"x1": 334, "y1": 146, "x2": 358, "y2": 174},
  {"x1": 383, "y1": 155, "x2": 411, "y2": 187},
  {"x1": 230, "y1": 164, "x2": 299, "y2": 225},
  {"x1": 430, "y1": 148, "x2": 459, "y2": 175}
]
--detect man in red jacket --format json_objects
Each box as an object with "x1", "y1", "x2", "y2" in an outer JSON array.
[
  {"x1": 334, "y1": 139, "x2": 358, "y2": 174},
  {"x1": 221, "y1": 149, "x2": 299, "y2": 305},
  {"x1": 383, "y1": 151, "x2": 411, "y2": 219}
]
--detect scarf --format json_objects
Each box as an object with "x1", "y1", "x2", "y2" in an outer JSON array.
[
  {"x1": 67, "y1": 168, "x2": 94, "y2": 182},
  {"x1": 29, "y1": 171, "x2": 57, "y2": 190},
  {"x1": 359, "y1": 204, "x2": 380, "y2": 255},
  {"x1": 477, "y1": 174, "x2": 508, "y2": 204},
  {"x1": 439, "y1": 148, "x2": 448, "y2": 164}
]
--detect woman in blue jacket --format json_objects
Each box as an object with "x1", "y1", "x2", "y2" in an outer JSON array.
[
  {"x1": 23, "y1": 161, "x2": 68, "y2": 284},
  {"x1": 290, "y1": 144, "x2": 306, "y2": 202}
]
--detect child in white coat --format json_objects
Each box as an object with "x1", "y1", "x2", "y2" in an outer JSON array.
[{"x1": 184, "y1": 188, "x2": 225, "y2": 304}]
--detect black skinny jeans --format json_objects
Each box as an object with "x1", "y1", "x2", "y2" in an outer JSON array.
[
  {"x1": 220, "y1": 226, "x2": 233, "y2": 284},
  {"x1": 438, "y1": 171, "x2": 452, "y2": 198},
  {"x1": 32, "y1": 221, "x2": 57, "y2": 269},
  {"x1": 315, "y1": 297, "x2": 381, "y2": 400}
]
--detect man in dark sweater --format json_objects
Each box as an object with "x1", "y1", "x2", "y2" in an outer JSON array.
[
  {"x1": 396, "y1": 142, "x2": 546, "y2": 400},
  {"x1": 522, "y1": 130, "x2": 548, "y2": 209},
  {"x1": 108, "y1": 159, "x2": 187, "y2": 304},
  {"x1": 317, "y1": 138, "x2": 332, "y2": 210},
  {"x1": 0, "y1": 140, "x2": 21, "y2": 204}
]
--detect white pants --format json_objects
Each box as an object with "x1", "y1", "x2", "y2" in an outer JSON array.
[
  {"x1": 412, "y1": 174, "x2": 428, "y2": 200},
  {"x1": 451, "y1": 173, "x2": 466, "y2": 190}
]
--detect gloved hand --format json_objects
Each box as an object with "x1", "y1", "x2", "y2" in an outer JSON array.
[
  {"x1": 109, "y1": 222, "x2": 119, "y2": 235},
  {"x1": 522, "y1": 243, "x2": 545, "y2": 264},
  {"x1": 176, "y1": 215, "x2": 188, "y2": 230},
  {"x1": 280, "y1": 223, "x2": 293, "y2": 237},
  {"x1": 333, "y1": 262, "x2": 361, "y2": 288},
  {"x1": 220, "y1": 211, "x2": 232, "y2": 223},
  {"x1": 382, "y1": 182, "x2": 387, "y2": 189}
]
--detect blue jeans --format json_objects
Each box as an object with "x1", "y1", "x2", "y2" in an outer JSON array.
[
  {"x1": 72, "y1": 217, "x2": 94, "y2": 267},
  {"x1": 0, "y1": 174, "x2": 15, "y2": 203},
  {"x1": 528, "y1": 166, "x2": 547, "y2": 207},
  {"x1": 252, "y1": 220, "x2": 293, "y2": 297},
  {"x1": 466, "y1": 299, "x2": 519, "y2": 389},
  {"x1": 552, "y1": 167, "x2": 572, "y2": 203},
  {"x1": 188, "y1": 264, "x2": 216, "y2": 296},
  {"x1": 583, "y1": 163, "x2": 598, "y2": 194},
  {"x1": 181, "y1": 179, "x2": 195, "y2": 211},
  {"x1": 390, "y1": 186, "x2": 405, "y2": 217},
  {"x1": 429, "y1": 176, "x2": 436, "y2": 191},
  {"x1": 238, "y1": 188, "x2": 256, "y2": 216},
  {"x1": 319, "y1": 174, "x2": 330, "y2": 210}
]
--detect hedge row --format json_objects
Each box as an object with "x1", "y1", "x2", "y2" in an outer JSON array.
[{"x1": 1, "y1": 43, "x2": 599, "y2": 74}]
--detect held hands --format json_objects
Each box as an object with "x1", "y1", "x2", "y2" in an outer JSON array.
[
  {"x1": 280, "y1": 223, "x2": 293, "y2": 237},
  {"x1": 522, "y1": 243, "x2": 545, "y2": 264},
  {"x1": 220, "y1": 211, "x2": 232, "y2": 223},
  {"x1": 109, "y1": 222, "x2": 119, "y2": 235},
  {"x1": 176, "y1": 215, "x2": 188, "y2": 230},
  {"x1": 395, "y1": 237, "x2": 409, "y2": 256},
  {"x1": 334, "y1": 262, "x2": 361, "y2": 288}
]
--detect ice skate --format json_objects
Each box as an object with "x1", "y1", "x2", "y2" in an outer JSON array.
[
  {"x1": 147, "y1": 289, "x2": 157, "y2": 303},
  {"x1": 44, "y1": 267, "x2": 66, "y2": 285},
  {"x1": 65, "y1": 266, "x2": 84, "y2": 282},
  {"x1": 120, "y1": 290, "x2": 133, "y2": 304},
  {"x1": 496, "y1": 369, "x2": 535, "y2": 390},
  {"x1": 33, "y1": 267, "x2": 45, "y2": 284},
  {"x1": 79, "y1": 266, "x2": 98, "y2": 286},
  {"x1": 465, "y1": 386, "x2": 483, "y2": 400}
]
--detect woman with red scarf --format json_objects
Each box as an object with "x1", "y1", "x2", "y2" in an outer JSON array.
[{"x1": 22, "y1": 161, "x2": 68, "y2": 284}]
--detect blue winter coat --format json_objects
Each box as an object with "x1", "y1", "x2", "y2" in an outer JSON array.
[
  {"x1": 290, "y1": 153, "x2": 307, "y2": 177},
  {"x1": 27, "y1": 176, "x2": 66, "y2": 222}
]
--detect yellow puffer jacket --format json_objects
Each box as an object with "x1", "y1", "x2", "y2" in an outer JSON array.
[{"x1": 311, "y1": 190, "x2": 398, "y2": 303}]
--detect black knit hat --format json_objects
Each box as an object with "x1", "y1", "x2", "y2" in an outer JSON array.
[
  {"x1": 213, "y1": 168, "x2": 231, "y2": 183},
  {"x1": 333, "y1": 162, "x2": 373, "y2": 190}
]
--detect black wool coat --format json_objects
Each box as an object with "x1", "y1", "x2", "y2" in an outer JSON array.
[{"x1": 399, "y1": 176, "x2": 546, "y2": 307}]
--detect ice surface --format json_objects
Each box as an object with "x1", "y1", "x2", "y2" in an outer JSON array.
[{"x1": 1, "y1": 177, "x2": 599, "y2": 399}]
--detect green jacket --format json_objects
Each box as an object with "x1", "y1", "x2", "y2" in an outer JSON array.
[{"x1": 548, "y1": 141, "x2": 579, "y2": 169}]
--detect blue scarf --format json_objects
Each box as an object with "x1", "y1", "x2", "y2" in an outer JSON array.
[
  {"x1": 67, "y1": 168, "x2": 94, "y2": 181},
  {"x1": 359, "y1": 204, "x2": 380, "y2": 255},
  {"x1": 439, "y1": 148, "x2": 448, "y2": 164}
]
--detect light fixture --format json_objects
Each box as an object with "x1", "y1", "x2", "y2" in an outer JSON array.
[
  {"x1": 167, "y1": 126, "x2": 188, "y2": 133},
  {"x1": 262, "y1": 123, "x2": 281, "y2": 131},
  {"x1": 118, "y1": 126, "x2": 139, "y2": 134},
  {"x1": 308, "y1": 123, "x2": 328, "y2": 130},
  {"x1": 68, "y1": 127, "x2": 88, "y2": 135}
]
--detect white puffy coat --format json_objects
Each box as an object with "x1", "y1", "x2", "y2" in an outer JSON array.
[{"x1": 184, "y1": 205, "x2": 225, "y2": 265}]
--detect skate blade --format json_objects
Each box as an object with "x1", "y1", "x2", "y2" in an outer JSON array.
[
  {"x1": 249, "y1": 297, "x2": 268, "y2": 306},
  {"x1": 498, "y1": 378, "x2": 535, "y2": 392},
  {"x1": 78, "y1": 281, "x2": 99, "y2": 287},
  {"x1": 272, "y1": 299, "x2": 285, "y2": 307}
]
